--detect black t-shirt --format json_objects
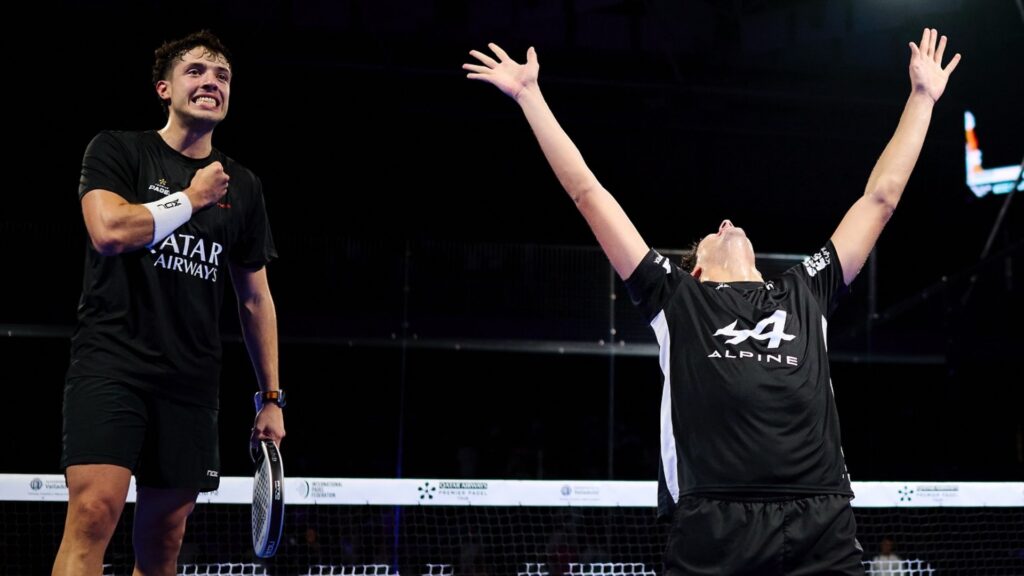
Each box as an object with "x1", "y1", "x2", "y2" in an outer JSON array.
[
  {"x1": 625, "y1": 242, "x2": 853, "y2": 517},
  {"x1": 69, "y1": 130, "x2": 276, "y2": 408}
]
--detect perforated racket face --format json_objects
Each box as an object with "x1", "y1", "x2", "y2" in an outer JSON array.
[{"x1": 251, "y1": 439, "x2": 284, "y2": 558}]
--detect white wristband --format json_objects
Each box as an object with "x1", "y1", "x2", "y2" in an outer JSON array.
[{"x1": 143, "y1": 192, "x2": 193, "y2": 248}]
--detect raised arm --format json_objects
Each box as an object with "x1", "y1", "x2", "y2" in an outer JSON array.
[
  {"x1": 464, "y1": 43, "x2": 648, "y2": 280},
  {"x1": 831, "y1": 28, "x2": 961, "y2": 285}
]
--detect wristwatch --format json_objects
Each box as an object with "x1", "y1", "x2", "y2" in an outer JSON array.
[{"x1": 255, "y1": 389, "x2": 287, "y2": 409}]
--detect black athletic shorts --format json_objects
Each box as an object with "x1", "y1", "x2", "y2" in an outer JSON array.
[
  {"x1": 61, "y1": 376, "x2": 220, "y2": 491},
  {"x1": 665, "y1": 494, "x2": 864, "y2": 576}
]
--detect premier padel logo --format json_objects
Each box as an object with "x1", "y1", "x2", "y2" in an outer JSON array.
[
  {"x1": 714, "y1": 310, "x2": 795, "y2": 349},
  {"x1": 899, "y1": 486, "x2": 914, "y2": 502},
  {"x1": 148, "y1": 178, "x2": 171, "y2": 196},
  {"x1": 418, "y1": 482, "x2": 436, "y2": 500}
]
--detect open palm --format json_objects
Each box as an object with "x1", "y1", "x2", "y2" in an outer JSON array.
[
  {"x1": 463, "y1": 43, "x2": 539, "y2": 100},
  {"x1": 909, "y1": 28, "x2": 961, "y2": 102}
]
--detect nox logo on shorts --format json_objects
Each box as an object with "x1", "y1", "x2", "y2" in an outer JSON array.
[{"x1": 714, "y1": 310, "x2": 795, "y2": 349}]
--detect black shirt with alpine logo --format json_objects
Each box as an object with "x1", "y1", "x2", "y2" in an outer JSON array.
[{"x1": 625, "y1": 241, "x2": 853, "y2": 518}]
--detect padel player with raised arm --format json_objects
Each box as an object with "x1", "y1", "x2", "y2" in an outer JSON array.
[{"x1": 464, "y1": 28, "x2": 959, "y2": 574}]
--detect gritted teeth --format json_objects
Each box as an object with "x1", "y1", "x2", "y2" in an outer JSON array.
[{"x1": 193, "y1": 95, "x2": 219, "y2": 106}]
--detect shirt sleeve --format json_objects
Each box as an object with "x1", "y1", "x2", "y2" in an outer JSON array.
[
  {"x1": 79, "y1": 131, "x2": 137, "y2": 201},
  {"x1": 230, "y1": 173, "x2": 278, "y2": 269},
  {"x1": 790, "y1": 240, "x2": 846, "y2": 318},
  {"x1": 624, "y1": 248, "x2": 690, "y2": 323}
]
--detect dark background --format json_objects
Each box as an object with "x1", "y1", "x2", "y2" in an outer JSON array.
[{"x1": 1, "y1": 0, "x2": 1021, "y2": 483}]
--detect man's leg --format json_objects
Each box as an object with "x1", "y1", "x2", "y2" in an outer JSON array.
[
  {"x1": 132, "y1": 486, "x2": 200, "y2": 576},
  {"x1": 52, "y1": 464, "x2": 132, "y2": 576}
]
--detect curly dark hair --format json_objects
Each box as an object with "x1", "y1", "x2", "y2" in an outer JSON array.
[
  {"x1": 678, "y1": 239, "x2": 701, "y2": 273},
  {"x1": 152, "y1": 30, "x2": 233, "y2": 114}
]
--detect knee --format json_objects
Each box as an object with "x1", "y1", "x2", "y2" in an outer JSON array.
[{"x1": 70, "y1": 497, "x2": 122, "y2": 542}]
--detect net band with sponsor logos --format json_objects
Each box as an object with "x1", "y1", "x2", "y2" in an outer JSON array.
[{"x1": 3, "y1": 475, "x2": 1021, "y2": 508}]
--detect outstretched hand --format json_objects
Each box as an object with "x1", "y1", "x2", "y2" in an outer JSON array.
[
  {"x1": 909, "y1": 28, "x2": 961, "y2": 102},
  {"x1": 463, "y1": 43, "x2": 539, "y2": 100}
]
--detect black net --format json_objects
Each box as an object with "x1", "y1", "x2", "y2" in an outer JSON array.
[{"x1": 3, "y1": 497, "x2": 1023, "y2": 575}]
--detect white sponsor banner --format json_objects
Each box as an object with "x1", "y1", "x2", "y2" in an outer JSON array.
[
  {"x1": 852, "y1": 482, "x2": 1024, "y2": 507},
  {"x1": 286, "y1": 479, "x2": 656, "y2": 507},
  {"x1": 0, "y1": 474, "x2": 247, "y2": 504},
  {"x1": 1, "y1": 475, "x2": 71, "y2": 501},
  {"x1": 2, "y1": 475, "x2": 1021, "y2": 508}
]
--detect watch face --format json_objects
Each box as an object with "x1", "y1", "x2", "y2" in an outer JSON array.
[{"x1": 265, "y1": 390, "x2": 286, "y2": 407}]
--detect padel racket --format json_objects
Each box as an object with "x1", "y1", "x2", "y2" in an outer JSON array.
[{"x1": 251, "y1": 393, "x2": 284, "y2": 558}]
